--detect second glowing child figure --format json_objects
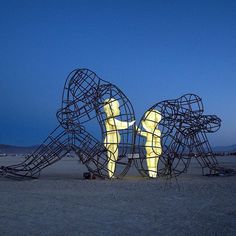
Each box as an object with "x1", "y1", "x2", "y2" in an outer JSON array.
[{"x1": 137, "y1": 110, "x2": 162, "y2": 178}]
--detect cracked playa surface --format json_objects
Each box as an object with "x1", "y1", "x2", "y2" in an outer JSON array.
[{"x1": 0, "y1": 156, "x2": 236, "y2": 236}]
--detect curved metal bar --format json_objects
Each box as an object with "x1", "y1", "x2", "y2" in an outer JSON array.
[
  {"x1": 1, "y1": 69, "x2": 135, "y2": 179},
  {"x1": 0, "y1": 70, "x2": 231, "y2": 180},
  {"x1": 134, "y1": 93, "x2": 224, "y2": 178}
]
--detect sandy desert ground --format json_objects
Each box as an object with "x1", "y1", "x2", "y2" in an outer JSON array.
[{"x1": 0, "y1": 155, "x2": 236, "y2": 236}]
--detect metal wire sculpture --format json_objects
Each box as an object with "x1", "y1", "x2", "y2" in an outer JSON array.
[
  {"x1": 0, "y1": 68, "x2": 232, "y2": 180},
  {"x1": 134, "y1": 94, "x2": 223, "y2": 178},
  {"x1": 0, "y1": 69, "x2": 135, "y2": 179}
]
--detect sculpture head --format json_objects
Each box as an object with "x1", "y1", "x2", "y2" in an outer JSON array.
[
  {"x1": 104, "y1": 98, "x2": 120, "y2": 117},
  {"x1": 57, "y1": 69, "x2": 102, "y2": 126},
  {"x1": 178, "y1": 94, "x2": 204, "y2": 119},
  {"x1": 142, "y1": 110, "x2": 162, "y2": 131}
]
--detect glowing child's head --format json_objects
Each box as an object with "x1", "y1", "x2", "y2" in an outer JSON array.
[
  {"x1": 143, "y1": 110, "x2": 162, "y2": 130},
  {"x1": 104, "y1": 98, "x2": 120, "y2": 117}
]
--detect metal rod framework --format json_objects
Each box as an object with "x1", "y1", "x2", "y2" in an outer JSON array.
[{"x1": 0, "y1": 68, "x2": 233, "y2": 180}]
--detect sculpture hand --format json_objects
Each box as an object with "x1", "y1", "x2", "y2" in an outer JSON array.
[
  {"x1": 129, "y1": 120, "x2": 135, "y2": 126},
  {"x1": 136, "y1": 125, "x2": 142, "y2": 134}
]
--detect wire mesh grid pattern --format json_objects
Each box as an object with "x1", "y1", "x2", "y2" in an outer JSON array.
[
  {"x1": 134, "y1": 94, "x2": 223, "y2": 178},
  {"x1": 0, "y1": 69, "x2": 233, "y2": 180}
]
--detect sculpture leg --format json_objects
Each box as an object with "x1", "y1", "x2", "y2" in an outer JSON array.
[
  {"x1": 192, "y1": 132, "x2": 218, "y2": 175},
  {"x1": 148, "y1": 157, "x2": 156, "y2": 178},
  {"x1": 107, "y1": 145, "x2": 118, "y2": 178},
  {"x1": 1, "y1": 126, "x2": 72, "y2": 179},
  {"x1": 146, "y1": 147, "x2": 158, "y2": 178},
  {"x1": 148, "y1": 156, "x2": 159, "y2": 178},
  {"x1": 69, "y1": 128, "x2": 117, "y2": 178}
]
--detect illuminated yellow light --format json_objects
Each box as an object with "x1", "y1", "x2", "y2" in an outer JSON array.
[
  {"x1": 103, "y1": 98, "x2": 135, "y2": 178},
  {"x1": 137, "y1": 110, "x2": 162, "y2": 178}
]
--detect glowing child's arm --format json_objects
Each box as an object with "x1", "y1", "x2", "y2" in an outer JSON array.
[
  {"x1": 136, "y1": 125, "x2": 147, "y2": 137},
  {"x1": 107, "y1": 118, "x2": 135, "y2": 129},
  {"x1": 142, "y1": 120, "x2": 152, "y2": 133}
]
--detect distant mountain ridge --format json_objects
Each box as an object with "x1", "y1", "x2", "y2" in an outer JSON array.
[
  {"x1": 212, "y1": 144, "x2": 236, "y2": 153},
  {"x1": 0, "y1": 144, "x2": 40, "y2": 154},
  {"x1": 1, "y1": 143, "x2": 236, "y2": 154}
]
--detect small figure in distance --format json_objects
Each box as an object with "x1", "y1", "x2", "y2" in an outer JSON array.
[
  {"x1": 137, "y1": 110, "x2": 162, "y2": 178},
  {"x1": 103, "y1": 98, "x2": 135, "y2": 178}
]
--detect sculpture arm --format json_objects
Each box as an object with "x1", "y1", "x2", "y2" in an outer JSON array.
[
  {"x1": 136, "y1": 125, "x2": 147, "y2": 137},
  {"x1": 201, "y1": 115, "x2": 221, "y2": 133},
  {"x1": 142, "y1": 120, "x2": 152, "y2": 133},
  {"x1": 107, "y1": 118, "x2": 135, "y2": 129}
]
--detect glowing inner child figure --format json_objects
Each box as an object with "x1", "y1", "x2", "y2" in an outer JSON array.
[
  {"x1": 138, "y1": 110, "x2": 162, "y2": 178},
  {"x1": 103, "y1": 98, "x2": 135, "y2": 178}
]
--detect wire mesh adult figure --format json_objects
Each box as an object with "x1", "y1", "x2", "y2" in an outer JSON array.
[
  {"x1": 0, "y1": 69, "x2": 135, "y2": 179},
  {"x1": 135, "y1": 94, "x2": 222, "y2": 178},
  {"x1": 1, "y1": 70, "x2": 232, "y2": 180}
]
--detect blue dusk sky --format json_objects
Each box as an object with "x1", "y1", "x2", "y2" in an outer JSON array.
[{"x1": 0, "y1": 0, "x2": 235, "y2": 146}]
